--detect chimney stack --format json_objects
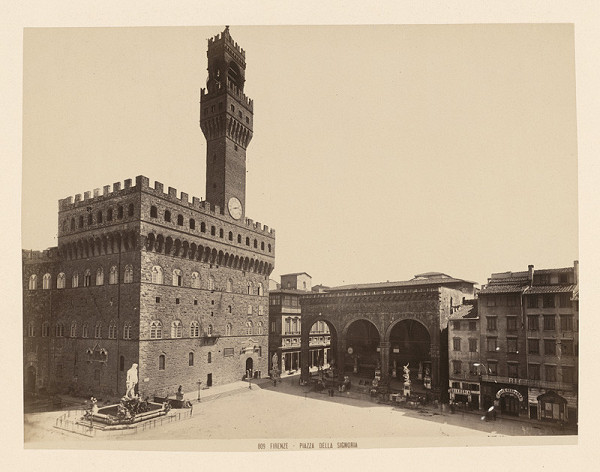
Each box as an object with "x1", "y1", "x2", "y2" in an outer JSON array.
[{"x1": 528, "y1": 265, "x2": 534, "y2": 284}]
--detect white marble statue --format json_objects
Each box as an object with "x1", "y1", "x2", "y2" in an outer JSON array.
[{"x1": 126, "y1": 363, "x2": 138, "y2": 398}]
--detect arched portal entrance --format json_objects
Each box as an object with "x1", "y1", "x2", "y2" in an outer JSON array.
[
  {"x1": 245, "y1": 357, "x2": 254, "y2": 379},
  {"x1": 388, "y1": 319, "x2": 431, "y2": 388},
  {"x1": 344, "y1": 319, "x2": 380, "y2": 377},
  {"x1": 25, "y1": 366, "x2": 36, "y2": 393},
  {"x1": 306, "y1": 319, "x2": 334, "y2": 372}
]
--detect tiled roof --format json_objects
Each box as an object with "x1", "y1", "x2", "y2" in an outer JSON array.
[
  {"x1": 449, "y1": 301, "x2": 478, "y2": 320},
  {"x1": 281, "y1": 272, "x2": 312, "y2": 278},
  {"x1": 479, "y1": 284, "x2": 526, "y2": 294},
  {"x1": 329, "y1": 276, "x2": 474, "y2": 292},
  {"x1": 534, "y1": 267, "x2": 573, "y2": 274},
  {"x1": 572, "y1": 287, "x2": 579, "y2": 301},
  {"x1": 525, "y1": 285, "x2": 576, "y2": 295},
  {"x1": 488, "y1": 276, "x2": 530, "y2": 285}
]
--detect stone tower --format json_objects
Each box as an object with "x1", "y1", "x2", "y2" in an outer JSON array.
[{"x1": 200, "y1": 26, "x2": 253, "y2": 221}]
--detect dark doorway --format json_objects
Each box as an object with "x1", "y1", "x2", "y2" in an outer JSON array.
[
  {"x1": 500, "y1": 394, "x2": 520, "y2": 416},
  {"x1": 246, "y1": 357, "x2": 253, "y2": 378},
  {"x1": 25, "y1": 366, "x2": 36, "y2": 393},
  {"x1": 206, "y1": 373, "x2": 212, "y2": 387},
  {"x1": 529, "y1": 404, "x2": 538, "y2": 420}
]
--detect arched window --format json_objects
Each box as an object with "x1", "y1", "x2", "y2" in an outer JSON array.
[
  {"x1": 79, "y1": 215, "x2": 84, "y2": 228},
  {"x1": 57, "y1": 272, "x2": 66, "y2": 289},
  {"x1": 190, "y1": 218, "x2": 195, "y2": 230},
  {"x1": 211, "y1": 226, "x2": 216, "y2": 236},
  {"x1": 219, "y1": 228, "x2": 224, "y2": 238},
  {"x1": 189, "y1": 352, "x2": 194, "y2": 366},
  {"x1": 226, "y1": 279, "x2": 233, "y2": 292},
  {"x1": 28, "y1": 322, "x2": 35, "y2": 337},
  {"x1": 42, "y1": 322, "x2": 50, "y2": 337},
  {"x1": 245, "y1": 237, "x2": 250, "y2": 246},
  {"x1": 109, "y1": 266, "x2": 118, "y2": 284},
  {"x1": 94, "y1": 323, "x2": 102, "y2": 338},
  {"x1": 159, "y1": 354, "x2": 166, "y2": 370},
  {"x1": 128, "y1": 203, "x2": 134, "y2": 217},
  {"x1": 107, "y1": 208, "x2": 113, "y2": 221},
  {"x1": 88, "y1": 213, "x2": 93, "y2": 225},
  {"x1": 152, "y1": 266, "x2": 164, "y2": 284},
  {"x1": 123, "y1": 322, "x2": 132, "y2": 339},
  {"x1": 257, "y1": 283, "x2": 263, "y2": 296},
  {"x1": 237, "y1": 234, "x2": 242, "y2": 244},
  {"x1": 82, "y1": 323, "x2": 89, "y2": 338},
  {"x1": 42, "y1": 273, "x2": 51, "y2": 290},
  {"x1": 70, "y1": 218, "x2": 75, "y2": 230},
  {"x1": 201, "y1": 222, "x2": 206, "y2": 233},
  {"x1": 150, "y1": 320, "x2": 163, "y2": 339},
  {"x1": 226, "y1": 323, "x2": 232, "y2": 336},
  {"x1": 208, "y1": 276, "x2": 215, "y2": 291},
  {"x1": 257, "y1": 321, "x2": 263, "y2": 335},
  {"x1": 117, "y1": 205, "x2": 124, "y2": 219},
  {"x1": 253, "y1": 239, "x2": 257, "y2": 248},
  {"x1": 261, "y1": 241, "x2": 265, "y2": 251},
  {"x1": 54, "y1": 323, "x2": 65, "y2": 338},
  {"x1": 177, "y1": 214, "x2": 184, "y2": 226},
  {"x1": 72, "y1": 272, "x2": 79, "y2": 288},
  {"x1": 191, "y1": 272, "x2": 200, "y2": 289},
  {"x1": 207, "y1": 324, "x2": 213, "y2": 336},
  {"x1": 28, "y1": 274, "x2": 37, "y2": 290},
  {"x1": 172, "y1": 269, "x2": 182, "y2": 287},
  {"x1": 164, "y1": 210, "x2": 171, "y2": 222},
  {"x1": 247, "y1": 305, "x2": 253, "y2": 315},
  {"x1": 246, "y1": 320, "x2": 253, "y2": 335},
  {"x1": 285, "y1": 318, "x2": 291, "y2": 335},
  {"x1": 292, "y1": 318, "x2": 298, "y2": 334},
  {"x1": 228, "y1": 231, "x2": 233, "y2": 241},
  {"x1": 207, "y1": 352, "x2": 212, "y2": 363},
  {"x1": 108, "y1": 321, "x2": 117, "y2": 339},
  {"x1": 70, "y1": 322, "x2": 77, "y2": 337},
  {"x1": 150, "y1": 205, "x2": 157, "y2": 218},
  {"x1": 247, "y1": 282, "x2": 252, "y2": 295},
  {"x1": 268, "y1": 244, "x2": 272, "y2": 253},
  {"x1": 97, "y1": 210, "x2": 103, "y2": 224},
  {"x1": 96, "y1": 267, "x2": 104, "y2": 286},
  {"x1": 124, "y1": 265, "x2": 133, "y2": 283},
  {"x1": 258, "y1": 305, "x2": 264, "y2": 316},
  {"x1": 84, "y1": 269, "x2": 91, "y2": 287},
  {"x1": 171, "y1": 320, "x2": 183, "y2": 338},
  {"x1": 190, "y1": 321, "x2": 200, "y2": 337},
  {"x1": 228, "y1": 305, "x2": 232, "y2": 313}
]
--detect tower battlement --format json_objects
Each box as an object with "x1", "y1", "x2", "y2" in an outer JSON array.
[
  {"x1": 200, "y1": 80, "x2": 253, "y2": 111},
  {"x1": 207, "y1": 26, "x2": 246, "y2": 60},
  {"x1": 58, "y1": 175, "x2": 275, "y2": 235}
]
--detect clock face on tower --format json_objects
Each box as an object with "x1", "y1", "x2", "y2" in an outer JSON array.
[{"x1": 228, "y1": 197, "x2": 243, "y2": 220}]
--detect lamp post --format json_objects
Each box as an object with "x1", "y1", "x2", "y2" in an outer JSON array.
[{"x1": 197, "y1": 380, "x2": 202, "y2": 402}]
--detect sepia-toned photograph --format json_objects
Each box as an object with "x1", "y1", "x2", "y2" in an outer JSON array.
[{"x1": 20, "y1": 23, "x2": 580, "y2": 452}]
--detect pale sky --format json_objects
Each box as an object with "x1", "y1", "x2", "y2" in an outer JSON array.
[{"x1": 22, "y1": 25, "x2": 578, "y2": 287}]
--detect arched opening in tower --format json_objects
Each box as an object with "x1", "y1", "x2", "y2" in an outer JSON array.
[
  {"x1": 228, "y1": 62, "x2": 242, "y2": 90},
  {"x1": 344, "y1": 319, "x2": 380, "y2": 377}
]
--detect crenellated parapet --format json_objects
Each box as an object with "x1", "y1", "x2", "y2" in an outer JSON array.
[
  {"x1": 200, "y1": 81, "x2": 253, "y2": 112},
  {"x1": 207, "y1": 26, "x2": 246, "y2": 63},
  {"x1": 58, "y1": 175, "x2": 275, "y2": 237},
  {"x1": 22, "y1": 248, "x2": 60, "y2": 262}
]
